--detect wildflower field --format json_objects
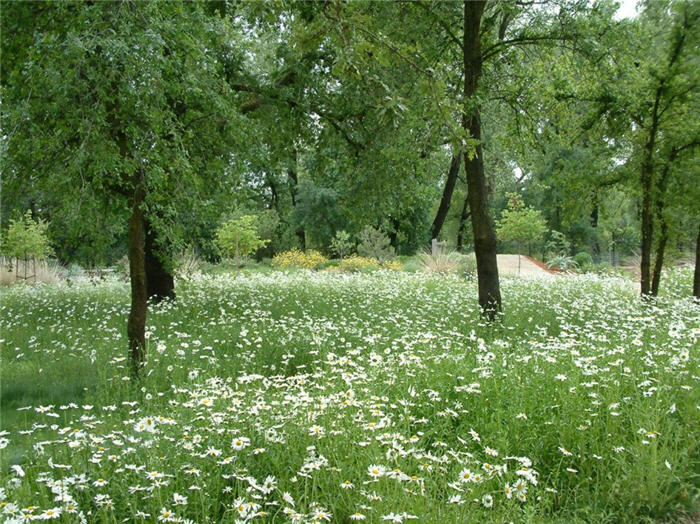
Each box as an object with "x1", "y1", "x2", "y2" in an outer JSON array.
[{"x1": 1, "y1": 270, "x2": 698, "y2": 523}]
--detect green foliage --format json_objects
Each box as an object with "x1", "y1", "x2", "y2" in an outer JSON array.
[
  {"x1": 496, "y1": 195, "x2": 548, "y2": 254},
  {"x1": 215, "y1": 215, "x2": 269, "y2": 265},
  {"x1": 330, "y1": 231, "x2": 354, "y2": 260},
  {"x1": 255, "y1": 210, "x2": 280, "y2": 244},
  {"x1": 2, "y1": 1, "x2": 246, "y2": 266},
  {"x1": 2, "y1": 211, "x2": 53, "y2": 261},
  {"x1": 573, "y1": 251, "x2": 594, "y2": 271},
  {"x1": 356, "y1": 226, "x2": 395, "y2": 262},
  {"x1": 547, "y1": 254, "x2": 578, "y2": 271},
  {"x1": 545, "y1": 231, "x2": 572, "y2": 258},
  {"x1": 293, "y1": 181, "x2": 345, "y2": 250}
]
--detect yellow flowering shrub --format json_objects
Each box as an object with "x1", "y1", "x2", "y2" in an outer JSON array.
[
  {"x1": 338, "y1": 255, "x2": 380, "y2": 273},
  {"x1": 272, "y1": 248, "x2": 328, "y2": 270},
  {"x1": 382, "y1": 259, "x2": 403, "y2": 271}
]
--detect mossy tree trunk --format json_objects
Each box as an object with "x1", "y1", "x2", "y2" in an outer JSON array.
[{"x1": 128, "y1": 178, "x2": 148, "y2": 377}]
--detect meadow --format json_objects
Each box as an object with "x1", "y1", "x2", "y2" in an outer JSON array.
[{"x1": 1, "y1": 269, "x2": 698, "y2": 523}]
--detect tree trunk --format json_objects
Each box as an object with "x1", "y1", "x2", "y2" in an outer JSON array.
[
  {"x1": 431, "y1": 152, "x2": 462, "y2": 240},
  {"x1": 463, "y1": 0, "x2": 501, "y2": 319},
  {"x1": 127, "y1": 181, "x2": 148, "y2": 377},
  {"x1": 287, "y1": 164, "x2": 306, "y2": 250},
  {"x1": 650, "y1": 220, "x2": 667, "y2": 297},
  {"x1": 640, "y1": 158, "x2": 655, "y2": 296},
  {"x1": 456, "y1": 194, "x2": 471, "y2": 252},
  {"x1": 639, "y1": 12, "x2": 687, "y2": 295},
  {"x1": 650, "y1": 159, "x2": 673, "y2": 297},
  {"x1": 145, "y1": 218, "x2": 175, "y2": 303},
  {"x1": 694, "y1": 225, "x2": 700, "y2": 299}
]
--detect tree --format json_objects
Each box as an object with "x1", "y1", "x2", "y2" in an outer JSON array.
[
  {"x1": 431, "y1": 152, "x2": 462, "y2": 240},
  {"x1": 215, "y1": 215, "x2": 269, "y2": 267},
  {"x1": 635, "y1": 1, "x2": 697, "y2": 296},
  {"x1": 2, "y1": 210, "x2": 54, "y2": 280},
  {"x1": 356, "y1": 226, "x2": 395, "y2": 262},
  {"x1": 330, "y1": 231, "x2": 354, "y2": 260},
  {"x1": 586, "y1": 0, "x2": 699, "y2": 296},
  {"x1": 496, "y1": 194, "x2": 548, "y2": 275},
  {"x1": 2, "y1": 2, "x2": 243, "y2": 375}
]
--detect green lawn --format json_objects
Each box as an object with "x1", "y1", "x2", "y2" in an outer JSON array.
[{"x1": 1, "y1": 269, "x2": 698, "y2": 523}]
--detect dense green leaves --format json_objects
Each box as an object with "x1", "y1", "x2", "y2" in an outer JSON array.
[{"x1": 2, "y1": 211, "x2": 53, "y2": 261}]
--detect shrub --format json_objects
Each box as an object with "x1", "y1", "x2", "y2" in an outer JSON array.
[
  {"x1": 337, "y1": 254, "x2": 380, "y2": 273},
  {"x1": 547, "y1": 254, "x2": 578, "y2": 271},
  {"x1": 2, "y1": 210, "x2": 53, "y2": 262},
  {"x1": 573, "y1": 251, "x2": 594, "y2": 272},
  {"x1": 456, "y1": 252, "x2": 477, "y2": 278},
  {"x1": 545, "y1": 230, "x2": 570, "y2": 258},
  {"x1": 417, "y1": 250, "x2": 461, "y2": 274},
  {"x1": 356, "y1": 226, "x2": 394, "y2": 262},
  {"x1": 272, "y1": 248, "x2": 328, "y2": 270},
  {"x1": 382, "y1": 259, "x2": 403, "y2": 271},
  {"x1": 175, "y1": 246, "x2": 202, "y2": 279},
  {"x1": 330, "y1": 230, "x2": 354, "y2": 260}
]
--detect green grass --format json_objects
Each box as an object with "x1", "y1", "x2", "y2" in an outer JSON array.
[{"x1": 0, "y1": 268, "x2": 698, "y2": 523}]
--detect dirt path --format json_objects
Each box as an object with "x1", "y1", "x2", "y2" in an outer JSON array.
[{"x1": 497, "y1": 254, "x2": 555, "y2": 278}]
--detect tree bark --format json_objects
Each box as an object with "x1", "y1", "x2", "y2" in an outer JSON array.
[
  {"x1": 650, "y1": 156, "x2": 673, "y2": 297},
  {"x1": 640, "y1": 135, "x2": 656, "y2": 297},
  {"x1": 287, "y1": 164, "x2": 306, "y2": 250},
  {"x1": 694, "y1": 225, "x2": 700, "y2": 299},
  {"x1": 431, "y1": 152, "x2": 462, "y2": 240},
  {"x1": 127, "y1": 180, "x2": 148, "y2": 377},
  {"x1": 145, "y1": 218, "x2": 175, "y2": 303},
  {"x1": 463, "y1": 0, "x2": 501, "y2": 319},
  {"x1": 456, "y1": 193, "x2": 471, "y2": 252},
  {"x1": 650, "y1": 220, "x2": 667, "y2": 297},
  {"x1": 640, "y1": 10, "x2": 688, "y2": 296}
]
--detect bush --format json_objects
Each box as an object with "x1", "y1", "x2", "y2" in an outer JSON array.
[
  {"x1": 175, "y1": 246, "x2": 202, "y2": 279},
  {"x1": 545, "y1": 230, "x2": 570, "y2": 258},
  {"x1": 356, "y1": 226, "x2": 394, "y2": 262},
  {"x1": 547, "y1": 254, "x2": 578, "y2": 271},
  {"x1": 337, "y1": 254, "x2": 380, "y2": 273},
  {"x1": 381, "y1": 259, "x2": 403, "y2": 271},
  {"x1": 496, "y1": 194, "x2": 547, "y2": 257},
  {"x1": 456, "y1": 252, "x2": 477, "y2": 278},
  {"x1": 573, "y1": 251, "x2": 594, "y2": 272},
  {"x1": 2, "y1": 210, "x2": 53, "y2": 262},
  {"x1": 272, "y1": 248, "x2": 328, "y2": 270},
  {"x1": 330, "y1": 230, "x2": 354, "y2": 260},
  {"x1": 417, "y1": 250, "x2": 461, "y2": 274}
]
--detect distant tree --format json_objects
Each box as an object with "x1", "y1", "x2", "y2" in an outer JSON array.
[
  {"x1": 496, "y1": 195, "x2": 547, "y2": 275},
  {"x1": 330, "y1": 231, "x2": 354, "y2": 261},
  {"x1": 356, "y1": 226, "x2": 395, "y2": 263},
  {"x1": 216, "y1": 215, "x2": 269, "y2": 268},
  {"x1": 2, "y1": 211, "x2": 54, "y2": 276}
]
